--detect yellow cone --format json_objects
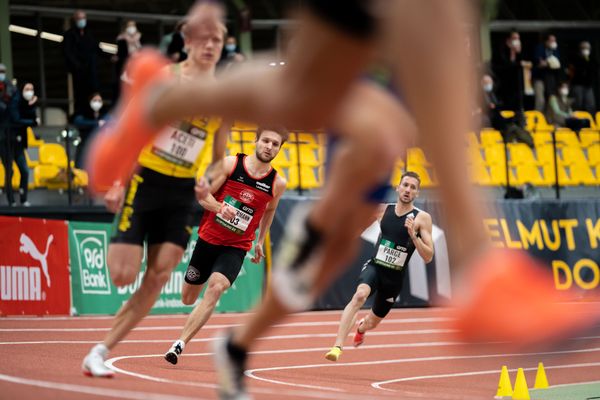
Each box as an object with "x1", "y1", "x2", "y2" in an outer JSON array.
[
  {"x1": 534, "y1": 362, "x2": 549, "y2": 389},
  {"x1": 512, "y1": 368, "x2": 530, "y2": 400},
  {"x1": 495, "y1": 365, "x2": 513, "y2": 398}
]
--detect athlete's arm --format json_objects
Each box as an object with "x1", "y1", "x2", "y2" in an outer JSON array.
[
  {"x1": 408, "y1": 211, "x2": 434, "y2": 263},
  {"x1": 197, "y1": 156, "x2": 236, "y2": 219},
  {"x1": 212, "y1": 119, "x2": 231, "y2": 163},
  {"x1": 251, "y1": 175, "x2": 287, "y2": 264}
]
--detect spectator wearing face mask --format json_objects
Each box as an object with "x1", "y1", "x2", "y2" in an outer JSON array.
[
  {"x1": 8, "y1": 82, "x2": 39, "y2": 206},
  {"x1": 546, "y1": 82, "x2": 590, "y2": 133},
  {"x1": 63, "y1": 10, "x2": 104, "y2": 116},
  {"x1": 569, "y1": 41, "x2": 597, "y2": 114},
  {"x1": 73, "y1": 92, "x2": 107, "y2": 168},
  {"x1": 533, "y1": 34, "x2": 563, "y2": 112},
  {"x1": 218, "y1": 35, "x2": 245, "y2": 69},
  {"x1": 480, "y1": 74, "x2": 534, "y2": 148},
  {"x1": 0, "y1": 63, "x2": 17, "y2": 206},
  {"x1": 492, "y1": 30, "x2": 531, "y2": 128},
  {"x1": 113, "y1": 20, "x2": 142, "y2": 104}
]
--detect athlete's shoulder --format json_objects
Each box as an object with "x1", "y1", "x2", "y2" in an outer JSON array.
[{"x1": 273, "y1": 171, "x2": 287, "y2": 196}]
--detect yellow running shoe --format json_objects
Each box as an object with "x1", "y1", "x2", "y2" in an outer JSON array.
[{"x1": 325, "y1": 346, "x2": 342, "y2": 362}]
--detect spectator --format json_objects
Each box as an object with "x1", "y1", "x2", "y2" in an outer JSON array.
[
  {"x1": 480, "y1": 74, "x2": 533, "y2": 148},
  {"x1": 546, "y1": 82, "x2": 591, "y2": 133},
  {"x1": 167, "y1": 20, "x2": 188, "y2": 63},
  {"x1": 492, "y1": 30, "x2": 531, "y2": 128},
  {"x1": 63, "y1": 10, "x2": 103, "y2": 116},
  {"x1": 570, "y1": 41, "x2": 597, "y2": 114},
  {"x1": 161, "y1": 19, "x2": 187, "y2": 63},
  {"x1": 113, "y1": 20, "x2": 142, "y2": 104},
  {"x1": 73, "y1": 92, "x2": 107, "y2": 168},
  {"x1": 9, "y1": 82, "x2": 39, "y2": 206},
  {"x1": 218, "y1": 35, "x2": 245, "y2": 69},
  {"x1": 0, "y1": 63, "x2": 17, "y2": 205},
  {"x1": 533, "y1": 34, "x2": 562, "y2": 112}
]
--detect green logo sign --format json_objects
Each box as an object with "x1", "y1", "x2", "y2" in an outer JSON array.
[{"x1": 73, "y1": 230, "x2": 111, "y2": 295}]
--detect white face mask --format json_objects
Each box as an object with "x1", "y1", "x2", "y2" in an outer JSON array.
[
  {"x1": 0, "y1": 73, "x2": 6, "y2": 82},
  {"x1": 90, "y1": 100, "x2": 103, "y2": 112},
  {"x1": 511, "y1": 39, "x2": 521, "y2": 49},
  {"x1": 548, "y1": 42, "x2": 557, "y2": 50},
  {"x1": 483, "y1": 83, "x2": 493, "y2": 93},
  {"x1": 22, "y1": 90, "x2": 34, "y2": 101},
  {"x1": 559, "y1": 88, "x2": 569, "y2": 97},
  {"x1": 582, "y1": 48, "x2": 591, "y2": 58},
  {"x1": 126, "y1": 26, "x2": 137, "y2": 36}
]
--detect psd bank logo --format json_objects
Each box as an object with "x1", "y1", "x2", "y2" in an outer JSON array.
[
  {"x1": 0, "y1": 233, "x2": 53, "y2": 301},
  {"x1": 74, "y1": 230, "x2": 111, "y2": 294}
]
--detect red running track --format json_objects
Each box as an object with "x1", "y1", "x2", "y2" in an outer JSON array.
[{"x1": 1, "y1": 307, "x2": 600, "y2": 400}]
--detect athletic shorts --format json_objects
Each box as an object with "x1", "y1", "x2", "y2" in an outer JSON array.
[
  {"x1": 358, "y1": 260, "x2": 406, "y2": 318},
  {"x1": 306, "y1": 0, "x2": 376, "y2": 39},
  {"x1": 184, "y1": 238, "x2": 247, "y2": 286},
  {"x1": 111, "y1": 167, "x2": 196, "y2": 248}
]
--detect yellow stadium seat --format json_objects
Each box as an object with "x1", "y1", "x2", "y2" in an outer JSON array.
[
  {"x1": 514, "y1": 164, "x2": 549, "y2": 186},
  {"x1": 555, "y1": 129, "x2": 581, "y2": 148},
  {"x1": 524, "y1": 110, "x2": 554, "y2": 132},
  {"x1": 27, "y1": 127, "x2": 44, "y2": 147},
  {"x1": 296, "y1": 132, "x2": 318, "y2": 145},
  {"x1": 596, "y1": 112, "x2": 600, "y2": 130},
  {"x1": 572, "y1": 111, "x2": 596, "y2": 130},
  {"x1": 226, "y1": 143, "x2": 243, "y2": 156},
  {"x1": 469, "y1": 163, "x2": 493, "y2": 186},
  {"x1": 500, "y1": 110, "x2": 515, "y2": 119},
  {"x1": 39, "y1": 143, "x2": 68, "y2": 168},
  {"x1": 587, "y1": 145, "x2": 600, "y2": 166},
  {"x1": 480, "y1": 129, "x2": 503, "y2": 147},
  {"x1": 406, "y1": 147, "x2": 431, "y2": 168},
  {"x1": 532, "y1": 132, "x2": 553, "y2": 147},
  {"x1": 407, "y1": 164, "x2": 436, "y2": 188},
  {"x1": 560, "y1": 146, "x2": 588, "y2": 166},
  {"x1": 535, "y1": 145, "x2": 557, "y2": 165},
  {"x1": 284, "y1": 165, "x2": 324, "y2": 190},
  {"x1": 508, "y1": 143, "x2": 536, "y2": 166},
  {"x1": 579, "y1": 130, "x2": 599, "y2": 148},
  {"x1": 468, "y1": 146, "x2": 486, "y2": 166}
]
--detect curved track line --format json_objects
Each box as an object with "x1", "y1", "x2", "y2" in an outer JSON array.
[
  {"x1": 0, "y1": 373, "x2": 202, "y2": 400},
  {"x1": 372, "y1": 362, "x2": 600, "y2": 391}
]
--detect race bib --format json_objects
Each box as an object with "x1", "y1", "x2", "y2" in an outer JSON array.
[
  {"x1": 152, "y1": 121, "x2": 207, "y2": 167},
  {"x1": 216, "y1": 195, "x2": 255, "y2": 235},
  {"x1": 374, "y1": 239, "x2": 407, "y2": 270}
]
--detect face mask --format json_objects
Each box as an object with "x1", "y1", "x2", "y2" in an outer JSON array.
[
  {"x1": 126, "y1": 26, "x2": 137, "y2": 35},
  {"x1": 483, "y1": 83, "x2": 493, "y2": 93},
  {"x1": 548, "y1": 42, "x2": 557, "y2": 50},
  {"x1": 511, "y1": 39, "x2": 521, "y2": 49},
  {"x1": 582, "y1": 49, "x2": 591, "y2": 58},
  {"x1": 225, "y1": 44, "x2": 236, "y2": 52},
  {"x1": 559, "y1": 88, "x2": 569, "y2": 97},
  {"x1": 22, "y1": 90, "x2": 34, "y2": 101},
  {"x1": 76, "y1": 19, "x2": 87, "y2": 29},
  {"x1": 0, "y1": 73, "x2": 5, "y2": 82},
  {"x1": 90, "y1": 100, "x2": 103, "y2": 112}
]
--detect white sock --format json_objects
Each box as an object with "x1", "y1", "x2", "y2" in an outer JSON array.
[
  {"x1": 92, "y1": 343, "x2": 109, "y2": 358},
  {"x1": 174, "y1": 339, "x2": 185, "y2": 352}
]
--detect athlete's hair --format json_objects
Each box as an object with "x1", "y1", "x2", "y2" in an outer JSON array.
[
  {"x1": 183, "y1": 0, "x2": 228, "y2": 39},
  {"x1": 400, "y1": 171, "x2": 421, "y2": 187},
  {"x1": 256, "y1": 125, "x2": 290, "y2": 144}
]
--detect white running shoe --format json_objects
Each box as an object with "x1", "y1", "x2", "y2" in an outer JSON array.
[
  {"x1": 165, "y1": 340, "x2": 185, "y2": 365},
  {"x1": 82, "y1": 345, "x2": 114, "y2": 378}
]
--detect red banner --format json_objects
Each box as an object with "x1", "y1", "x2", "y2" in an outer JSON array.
[{"x1": 0, "y1": 216, "x2": 70, "y2": 315}]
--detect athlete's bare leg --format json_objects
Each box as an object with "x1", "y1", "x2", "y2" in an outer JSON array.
[
  {"x1": 178, "y1": 272, "x2": 230, "y2": 344},
  {"x1": 106, "y1": 244, "x2": 144, "y2": 287},
  {"x1": 332, "y1": 284, "x2": 371, "y2": 348},
  {"x1": 103, "y1": 243, "x2": 184, "y2": 349}
]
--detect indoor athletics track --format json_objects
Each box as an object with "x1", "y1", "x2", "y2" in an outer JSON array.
[{"x1": 1, "y1": 307, "x2": 600, "y2": 399}]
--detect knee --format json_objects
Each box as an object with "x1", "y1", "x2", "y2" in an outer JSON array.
[
  {"x1": 352, "y1": 288, "x2": 369, "y2": 306},
  {"x1": 144, "y1": 267, "x2": 172, "y2": 291},
  {"x1": 108, "y1": 260, "x2": 139, "y2": 287},
  {"x1": 205, "y1": 278, "x2": 229, "y2": 303}
]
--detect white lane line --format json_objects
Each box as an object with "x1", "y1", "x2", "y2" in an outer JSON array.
[
  {"x1": 245, "y1": 346, "x2": 600, "y2": 391},
  {"x1": 105, "y1": 356, "x2": 383, "y2": 400},
  {"x1": 0, "y1": 317, "x2": 453, "y2": 332},
  {"x1": 0, "y1": 373, "x2": 203, "y2": 400},
  {"x1": 372, "y1": 362, "x2": 600, "y2": 391}
]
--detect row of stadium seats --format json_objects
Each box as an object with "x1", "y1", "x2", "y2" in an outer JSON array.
[{"x1": 0, "y1": 127, "x2": 88, "y2": 192}]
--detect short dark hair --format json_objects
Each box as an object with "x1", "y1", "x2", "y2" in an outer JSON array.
[
  {"x1": 256, "y1": 125, "x2": 289, "y2": 144},
  {"x1": 400, "y1": 171, "x2": 421, "y2": 187}
]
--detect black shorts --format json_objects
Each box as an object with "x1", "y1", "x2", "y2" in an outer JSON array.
[
  {"x1": 184, "y1": 238, "x2": 247, "y2": 286},
  {"x1": 306, "y1": 0, "x2": 377, "y2": 39},
  {"x1": 358, "y1": 261, "x2": 406, "y2": 318},
  {"x1": 111, "y1": 167, "x2": 196, "y2": 248}
]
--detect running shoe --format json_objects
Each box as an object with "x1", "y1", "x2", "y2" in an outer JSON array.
[
  {"x1": 82, "y1": 344, "x2": 114, "y2": 378},
  {"x1": 325, "y1": 346, "x2": 342, "y2": 362},
  {"x1": 213, "y1": 333, "x2": 251, "y2": 400},
  {"x1": 353, "y1": 318, "x2": 365, "y2": 347},
  {"x1": 164, "y1": 340, "x2": 185, "y2": 365}
]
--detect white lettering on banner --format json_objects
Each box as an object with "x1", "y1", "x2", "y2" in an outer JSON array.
[
  {"x1": 74, "y1": 232, "x2": 111, "y2": 295},
  {"x1": 0, "y1": 266, "x2": 41, "y2": 301},
  {"x1": 117, "y1": 271, "x2": 185, "y2": 296}
]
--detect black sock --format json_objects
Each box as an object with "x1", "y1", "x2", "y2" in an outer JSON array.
[
  {"x1": 226, "y1": 338, "x2": 247, "y2": 364},
  {"x1": 290, "y1": 218, "x2": 323, "y2": 270}
]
